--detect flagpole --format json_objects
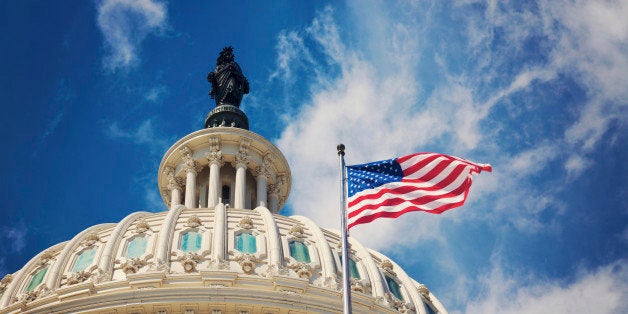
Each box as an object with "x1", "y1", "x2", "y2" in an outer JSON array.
[{"x1": 337, "y1": 144, "x2": 352, "y2": 314}]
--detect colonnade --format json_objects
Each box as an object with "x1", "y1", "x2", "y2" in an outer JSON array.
[{"x1": 163, "y1": 139, "x2": 282, "y2": 212}]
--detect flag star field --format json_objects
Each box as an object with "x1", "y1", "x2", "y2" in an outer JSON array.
[{"x1": 0, "y1": 1, "x2": 626, "y2": 313}]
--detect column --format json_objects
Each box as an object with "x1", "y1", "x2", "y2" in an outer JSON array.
[
  {"x1": 254, "y1": 154, "x2": 273, "y2": 207},
  {"x1": 207, "y1": 137, "x2": 223, "y2": 207},
  {"x1": 232, "y1": 154, "x2": 249, "y2": 209},
  {"x1": 181, "y1": 146, "x2": 199, "y2": 209},
  {"x1": 232, "y1": 139, "x2": 251, "y2": 209},
  {"x1": 164, "y1": 166, "x2": 183, "y2": 209},
  {"x1": 268, "y1": 175, "x2": 284, "y2": 213}
]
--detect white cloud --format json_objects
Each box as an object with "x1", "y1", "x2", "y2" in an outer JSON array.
[
  {"x1": 106, "y1": 119, "x2": 170, "y2": 154},
  {"x1": 96, "y1": 0, "x2": 167, "y2": 72},
  {"x1": 460, "y1": 260, "x2": 628, "y2": 314}
]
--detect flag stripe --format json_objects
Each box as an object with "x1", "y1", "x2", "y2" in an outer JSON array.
[{"x1": 346, "y1": 152, "x2": 490, "y2": 229}]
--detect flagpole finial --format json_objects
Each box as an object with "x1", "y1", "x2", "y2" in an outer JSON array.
[{"x1": 337, "y1": 144, "x2": 345, "y2": 156}]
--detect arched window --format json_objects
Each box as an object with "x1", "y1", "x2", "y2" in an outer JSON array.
[
  {"x1": 289, "y1": 241, "x2": 310, "y2": 263},
  {"x1": 385, "y1": 275, "x2": 404, "y2": 301},
  {"x1": 126, "y1": 236, "x2": 148, "y2": 258},
  {"x1": 26, "y1": 267, "x2": 48, "y2": 292},
  {"x1": 424, "y1": 302, "x2": 438, "y2": 314},
  {"x1": 236, "y1": 232, "x2": 257, "y2": 253},
  {"x1": 221, "y1": 185, "x2": 230, "y2": 205},
  {"x1": 180, "y1": 231, "x2": 202, "y2": 252},
  {"x1": 339, "y1": 255, "x2": 361, "y2": 279},
  {"x1": 72, "y1": 247, "x2": 96, "y2": 272}
]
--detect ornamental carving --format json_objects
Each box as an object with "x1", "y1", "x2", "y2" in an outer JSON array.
[
  {"x1": 135, "y1": 219, "x2": 151, "y2": 234},
  {"x1": 381, "y1": 259, "x2": 395, "y2": 274},
  {"x1": 117, "y1": 258, "x2": 148, "y2": 274},
  {"x1": 38, "y1": 250, "x2": 56, "y2": 266},
  {"x1": 0, "y1": 274, "x2": 13, "y2": 293},
  {"x1": 351, "y1": 278, "x2": 365, "y2": 293},
  {"x1": 176, "y1": 253, "x2": 204, "y2": 273},
  {"x1": 417, "y1": 283, "x2": 431, "y2": 300},
  {"x1": 288, "y1": 225, "x2": 305, "y2": 238},
  {"x1": 82, "y1": 232, "x2": 101, "y2": 247},
  {"x1": 207, "y1": 137, "x2": 224, "y2": 165},
  {"x1": 185, "y1": 215, "x2": 202, "y2": 228},
  {"x1": 180, "y1": 146, "x2": 200, "y2": 174},
  {"x1": 164, "y1": 166, "x2": 184, "y2": 191},
  {"x1": 385, "y1": 293, "x2": 412, "y2": 313},
  {"x1": 13, "y1": 285, "x2": 51, "y2": 308},
  {"x1": 288, "y1": 262, "x2": 312, "y2": 280},
  {"x1": 234, "y1": 253, "x2": 257, "y2": 273},
  {"x1": 64, "y1": 270, "x2": 92, "y2": 285},
  {"x1": 237, "y1": 216, "x2": 254, "y2": 229}
]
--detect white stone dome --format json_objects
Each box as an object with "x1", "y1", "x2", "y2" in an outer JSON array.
[
  {"x1": 0, "y1": 205, "x2": 446, "y2": 313},
  {"x1": 0, "y1": 106, "x2": 447, "y2": 314}
]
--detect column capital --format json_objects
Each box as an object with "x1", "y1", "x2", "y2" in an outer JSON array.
[
  {"x1": 268, "y1": 175, "x2": 286, "y2": 195},
  {"x1": 180, "y1": 146, "x2": 200, "y2": 174},
  {"x1": 207, "y1": 136, "x2": 225, "y2": 166},
  {"x1": 164, "y1": 166, "x2": 184, "y2": 191},
  {"x1": 232, "y1": 152, "x2": 250, "y2": 169},
  {"x1": 253, "y1": 153, "x2": 274, "y2": 178}
]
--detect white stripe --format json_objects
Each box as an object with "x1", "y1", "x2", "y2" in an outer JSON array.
[
  {"x1": 403, "y1": 159, "x2": 471, "y2": 180},
  {"x1": 400, "y1": 155, "x2": 448, "y2": 178}
]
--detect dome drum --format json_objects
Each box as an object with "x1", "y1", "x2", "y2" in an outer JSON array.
[{"x1": 158, "y1": 127, "x2": 291, "y2": 213}]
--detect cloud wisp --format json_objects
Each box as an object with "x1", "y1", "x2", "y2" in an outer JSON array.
[{"x1": 96, "y1": 0, "x2": 168, "y2": 72}]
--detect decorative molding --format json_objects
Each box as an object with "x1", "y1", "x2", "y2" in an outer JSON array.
[
  {"x1": 117, "y1": 258, "x2": 148, "y2": 275},
  {"x1": 81, "y1": 232, "x2": 101, "y2": 248},
  {"x1": 417, "y1": 283, "x2": 431, "y2": 300},
  {"x1": 180, "y1": 146, "x2": 200, "y2": 174},
  {"x1": 237, "y1": 216, "x2": 254, "y2": 229},
  {"x1": 234, "y1": 253, "x2": 257, "y2": 273},
  {"x1": 185, "y1": 215, "x2": 202, "y2": 228},
  {"x1": 176, "y1": 253, "x2": 204, "y2": 273},
  {"x1": 134, "y1": 219, "x2": 151, "y2": 234},
  {"x1": 287, "y1": 262, "x2": 312, "y2": 280},
  {"x1": 207, "y1": 137, "x2": 224, "y2": 166},
  {"x1": 288, "y1": 225, "x2": 305, "y2": 238},
  {"x1": 0, "y1": 274, "x2": 13, "y2": 294},
  {"x1": 12, "y1": 285, "x2": 51, "y2": 309},
  {"x1": 38, "y1": 250, "x2": 57, "y2": 266},
  {"x1": 232, "y1": 139, "x2": 251, "y2": 168},
  {"x1": 381, "y1": 259, "x2": 395, "y2": 275},
  {"x1": 164, "y1": 166, "x2": 184, "y2": 192}
]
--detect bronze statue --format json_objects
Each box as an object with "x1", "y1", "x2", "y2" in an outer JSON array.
[{"x1": 207, "y1": 46, "x2": 249, "y2": 108}]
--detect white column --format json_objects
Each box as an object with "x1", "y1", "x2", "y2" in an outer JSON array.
[
  {"x1": 207, "y1": 137, "x2": 223, "y2": 207},
  {"x1": 184, "y1": 168, "x2": 197, "y2": 208},
  {"x1": 207, "y1": 160, "x2": 222, "y2": 207},
  {"x1": 164, "y1": 166, "x2": 183, "y2": 209},
  {"x1": 234, "y1": 163, "x2": 247, "y2": 208},
  {"x1": 269, "y1": 184, "x2": 279, "y2": 212},
  {"x1": 256, "y1": 174, "x2": 267, "y2": 207},
  {"x1": 181, "y1": 146, "x2": 199, "y2": 209}
]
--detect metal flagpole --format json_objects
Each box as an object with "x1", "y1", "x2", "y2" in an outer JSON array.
[{"x1": 337, "y1": 144, "x2": 352, "y2": 314}]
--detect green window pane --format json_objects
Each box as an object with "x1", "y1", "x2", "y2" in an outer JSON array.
[
  {"x1": 236, "y1": 233, "x2": 257, "y2": 253},
  {"x1": 289, "y1": 241, "x2": 310, "y2": 263},
  {"x1": 72, "y1": 247, "x2": 96, "y2": 272},
  {"x1": 181, "y1": 231, "x2": 202, "y2": 252},
  {"x1": 385, "y1": 276, "x2": 404, "y2": 301},
  {"x1": 26, "y1": 267, "x2": 48, "y2": 292},
  {"x1": 339, "y1": 256, "x2": 361, "y2": 279},
  {"x1": 126, "y1": 236, "x2": 148, "y2": 258}
]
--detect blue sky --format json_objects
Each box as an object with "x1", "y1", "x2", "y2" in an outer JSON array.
[{"x1": 0, "y1": 0, "x2": 626, "y2": 313}]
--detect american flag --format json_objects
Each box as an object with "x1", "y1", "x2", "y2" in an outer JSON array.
[{"x1": 346, "y1": 152, "x2": 491, "y2": 229}]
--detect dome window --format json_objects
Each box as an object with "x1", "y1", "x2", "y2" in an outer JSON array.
[
  {"x1": 289, "y1": 241, "x2": 310, "y2": 263},
  {"x1": 26, "y1": 267, "x2": 48, "y2": 292},
  {"x1": 385, "y1": 275, "x2": 404, "y2": 301},
  {"x1": 126, "y1": 236, "x2": 148, "y2": 259},
  {"x1": 424, "y1": 302, "x2": 438, "y2": 314},
  {"x1": 180, "y1": 231, "x2": 202, "y2": 252},
  {"x1": 236, "y1": 232, "x2": 256, "y2": 253},
  {"x1": 72, "y1": 247, "x2": 96, "y2": 272}
]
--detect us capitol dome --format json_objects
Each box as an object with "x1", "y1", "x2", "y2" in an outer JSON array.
[{"x1": 0, "y1": 47, "x2": 447, "y2": 314}]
